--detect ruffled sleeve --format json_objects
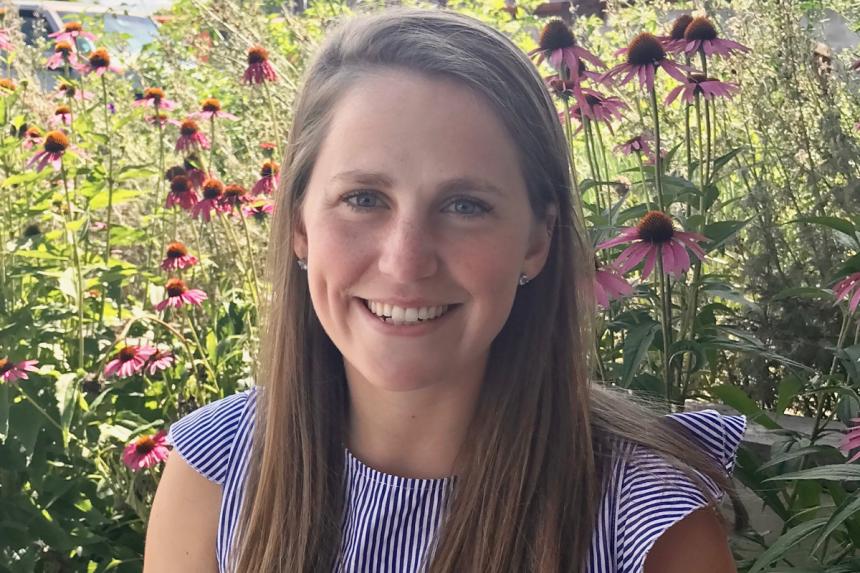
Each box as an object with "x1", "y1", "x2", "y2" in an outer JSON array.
[
  {"x1": 614, "y1": 409, "x2": 747, "y2": 573},
  {"x1": 165, "y1": 388, "x2": 256, "y2": 485}
]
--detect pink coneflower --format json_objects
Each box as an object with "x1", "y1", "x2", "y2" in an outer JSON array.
[
  {"x1": 594, "y1": 265, "x2": 634, "y2": 308},
  {"x1": 562, "y1": 89, "x2": 628, "y2": 132},
  {"x1": 161, "y1": 241, "x2": 198, "y2": 271},
  {"x1": 259, "y1": 141, "x2": 276, "y2": 158},
  {"x1": 665, "y1": 73, "x2": 739, "y2": 105},
  {"x1": 191, "y1": 178, "x2": 229, "y2": 221},
  {"x1": 145, "y1": 112, "x2": 181, "y2": 127},
  {"x1": 681, "y1": 17, "x2": 749, "y2": 58},
  {"x1": 27, "y1": 130, "x2": 72, "y2": 172},
  {"x1": 602, "y1": 32, "x2": 690, "y2": 91},
  {"x1": 841, "y1": 419, "x2": 860, "y2": 463},
  {"x1": 595, "y1": 211, "x2": 708, "y2": 279},
  {"x1": 242, "y1": 199, "x2": 274, "y2": 220},
  {"x1": 46, "y1": 41, "x2": 79, "y2": 70},
  {"x1": 175, "y1": 119, "x2": 210, "y2": 153},
  {"x1": 190, "y1": 98, "x2": 238, "y2": 121},
  {"x1": 251, "y1": 161, "x2": 279, "y2": 195},
  {"x1": 529, "y1": 19, "x2": 605, "y2": 80},
  {"x1": 0, "y1": 29, "x2": 14, "y2": 52},
  {"x1": 156, "y1": 278, "x2": 208, "y2": 311},
  {"x1": 104, "y1": 344, "x2": 157, "y2": 379},
  {"x1": 56, "y1": 83, "x2": 94, "y2": 102},
  {"x1": 615, "y1": 133, "x2": 656, "y2": 160},
  {"x1": 133, "y1": 87, "x2": 177, "y2": 111},
  {"x1": 145, "y1": 349, "x2": 175, "y2": 376},
  {"x1": 220, "y1": 184, "x2": 250, "y2": 209},
  {"x1": 243, "y1": 46, "x2": 277, "y2": 84},
  {"x1": 0, "y1": 357, "x2": 39, "y2": 383},
  {"x1": 50, "y1": 105, "x2": 73, "y2": 127},
  {"x1": 165, "y1": 175, "x2": 199, "y2": 211},
  {"x1": 49, "y1": 21, "x2": 97, "y2": 44},
  {"x1": 661, "y1": 14, "x2": 694, "y2": 52},
  {"x1": 833, "y1": 271, "x2": 860, "y2": 314},
  {"x1": 122, "y1": 430, "x2": 169, "y2": 471},
  {"x1": 22, "y1": 126, "x2": 43, "y2": 150},
  {"x1": 79, "y1": 48, "x2": 122, "y2": 76}
]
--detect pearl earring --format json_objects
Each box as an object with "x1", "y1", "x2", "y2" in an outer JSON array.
[
  {"x1": 297, "y1": 258, "x2": 308, "y2": 271},
  {"x1": 518, "y1": 273, "x2": 530, "y2": 286}
]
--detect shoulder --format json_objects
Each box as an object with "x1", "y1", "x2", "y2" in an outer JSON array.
[
  {"x1": 610, "y1": 409, "x2": 746, "y2": 573},
  {"x1": 166, "y1": 387, "x2": 259, "y2": 485}
]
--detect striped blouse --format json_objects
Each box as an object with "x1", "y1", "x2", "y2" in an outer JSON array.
[{"x1": 166, "y1": 388, "x2": 747, "y2": 572}]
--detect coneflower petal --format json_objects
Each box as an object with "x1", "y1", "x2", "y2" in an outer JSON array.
[{"x1": 641, "y1": 245, "x2": 659, "y2": 278}]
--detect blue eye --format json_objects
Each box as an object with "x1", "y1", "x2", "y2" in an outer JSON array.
[
  {"x1": 342, "y1": 191, "x2": 382, "y2": 211},
  {"x1": 444, "y1": 198, "x2": 491, "y2": 218}
]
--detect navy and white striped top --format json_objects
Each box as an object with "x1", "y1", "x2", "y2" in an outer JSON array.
[{"x1": 166, "y1": 388, "x2": 747, "y2": 572}]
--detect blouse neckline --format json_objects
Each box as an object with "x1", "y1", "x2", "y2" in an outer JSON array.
[{"x1": 344, "y1": 447, "x2": 457, "y2": 491}]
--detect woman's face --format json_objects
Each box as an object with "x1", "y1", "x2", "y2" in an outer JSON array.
[{"x1": 295, "y1": 70, "x2": 554, "y2": 392}]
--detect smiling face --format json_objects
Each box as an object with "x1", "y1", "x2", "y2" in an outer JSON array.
[{"x1": 295, "y1": 69, "x2": 554, "y2": 393}]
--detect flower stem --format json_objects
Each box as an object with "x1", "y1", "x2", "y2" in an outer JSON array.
[
  {"x1": 15, "y1": 384, "x2": 78, "y2": 442},
  {"x1": 261, "y1": 81, "x2": 282, "y2": 160},
  {"x1": 648, "y1": 84, "x2": 665, "y2": 212},
  {"x1": 60, "y1": 164, "x2": 85, "y2": 369},
  {"x1": 561, "y1": 96, "x2": 587, "y2": 236},
  {"x1": 238, "y1": 211, "x2": 261, "y2": 307},
  {"x1": 654, "y1": 251, "x2": 674, "y2": 407},
  {"x1": 182, "y1": 307, "x2": 217, "y2": 388},
  {"x1": 209, "y1": 116, "x2": 216, "y2": 177},
  {"x1": 99, "y1": 74, "x2": 117, "y2": 327}
]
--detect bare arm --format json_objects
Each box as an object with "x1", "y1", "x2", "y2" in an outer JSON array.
[
  {"x1": 144, "y1": 450, "x2": 221, "y2": 572},
  {"x1": 644, "y1": 506, "x2": 737, "y2": 573}
]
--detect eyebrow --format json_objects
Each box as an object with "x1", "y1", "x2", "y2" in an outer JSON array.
[{"x1": 329, "y1": 169, "x2": 505, "y2": 196}]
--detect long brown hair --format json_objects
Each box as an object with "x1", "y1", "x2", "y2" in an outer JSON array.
[{"x1": 232, "y1": 7, "x2": 746, "y2": 572}]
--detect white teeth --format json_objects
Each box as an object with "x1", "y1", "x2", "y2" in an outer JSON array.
[{"x1": 364, "y1": 299, "x2": 453, "y2": 325}]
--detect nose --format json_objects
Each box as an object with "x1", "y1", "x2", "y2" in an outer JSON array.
[{"x1": 377, "y1": 216, "x2": 438, "y2": 283}]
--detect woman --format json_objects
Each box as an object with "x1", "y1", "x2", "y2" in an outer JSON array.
[{"x1": 145, "y1": 7, "x2": 747, "y2": 572}]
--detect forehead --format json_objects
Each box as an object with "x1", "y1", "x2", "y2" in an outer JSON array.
[{"x1": 310, "y1": 69, "x2": 526, "y2": 191}]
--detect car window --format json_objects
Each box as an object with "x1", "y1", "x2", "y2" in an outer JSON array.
[{"x1": 19, "y1": 9, "x2": 51, "y2": 46}]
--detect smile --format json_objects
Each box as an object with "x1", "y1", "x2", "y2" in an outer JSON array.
[{"x1": 361, "y1": 299, "x2": 456, "y2": 326}]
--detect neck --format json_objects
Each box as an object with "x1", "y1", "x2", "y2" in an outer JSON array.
[{"x1": 344, "y1": 358, "x2": 486, "y2": 480}]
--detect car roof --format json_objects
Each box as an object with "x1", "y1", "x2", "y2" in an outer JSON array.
[{"x1": 9, "y1": 0, "x2": 157, "y2": 17}]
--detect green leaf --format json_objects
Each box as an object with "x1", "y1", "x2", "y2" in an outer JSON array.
[
  {"x1": 0, "y1": 383, "x2": 8, "y2": 440},
  {"x1": 758, "y1": 446, "x2": 832, "y2": 471},
  {"x1": 710, "y1": 384, "x2": 780, "y2": 429},
  {"x1": 776, "y1": 374, "x2": 804, "y2": 414},
  {"x1": 711, "y1": 146, "x2": 745, "y2": 178},
  {"x1": 772, "y1": 286, "x2": 834, "y2": 302},
  {"x1": 620, "y1": 321, "x2": 659, "y2": 388},
  {"x1": 55, "y1": 373, "x2": 78, "y2": 449},
  {"x1": 747, "y1": 518, "x2": 828, "y2": 573},
  {"x1": 88, "y1": 189, "x2": 143, "y2": 210},
  {"x1": 702, "y1": 218, "x2": 751, "y2": 253},
  {"x1": 811, "y1": 492, "x2": 860, "y2": 553},
  {"x1": 836, "y1": 344, "x2": 860, "y2": 385},
  {"x1": 58, "y1": 267, "x2": 78, "y2": 304},
  {"x1": 764, "y1": 465, "x2": 860, "y2": 482},
  {"x1": 791, "y1": 216, "x2": 857, "y2": 239}
]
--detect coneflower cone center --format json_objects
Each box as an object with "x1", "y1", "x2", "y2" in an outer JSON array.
[
  {"x1": 166, "y1": 242, "x2": 188, "y2": 258},
  {"x1": 117, "y1": 346, "x2": 138, "y2": 362},
  {"x1": 669, "y1": 15, "x2": 694, "y2": 40},
  {"x1": 64, "y1": 22, "x2": 83, "y2": 33},
  {"x1": 60, "y1": 84, "x2": 76, "y2": 97},
  {"x1": 202, "y1": 99, "x2": 221, "y2": 112},
  {"x1": 0, "y1": 79, "x2": 16, "y2": 90},
  {"x1": 134, "y1": 436, "x2": 156, "y2": 454},
  {"x1": 637, "y1": 211, "x2": 675, "y2": 243},
  {"x1": 0, "y1": 358, "x2": 10, "y2": 373},
  {"x1": 166, "y1": 279, "x2": 188, "y2": 297},
  {"x1": 248, "y1": 47, "x2": 268, "y2": 65},
  {"x1": 224, "y1": 185, "x2": 245, "y2": 199},
  {"x1": 144, "y1": 87, "x2": 164, "y2": 101},
  {"x1": 260, "y1": 162, "x2": 277, "y2": 177},
  {"x1": 684, "y1": 17, "x2": 717, "y2": 41},
  {"x1": 627, "y1": 33, "x2": 665, "y2": 65},
  {"x1": 180, "y1": 120, "x2": 199, "y2": 137},
  {"x1": 55, "y1": 105, "x2": 71, "y2": 115},
  {"x1": 539, "y1": 19, "x2": 576, "y2": 51},
  {"x1": 202, "y1": 182, "x2": 223, "y2": 200},
  {"x1": 170, "y1": 176, "x2": 190, "y2": 194},
  {"x1": 44, "y1": 131, "x2": 69, "y2": 153},
  {"x1": 89, "y1": 49, "x2": 110, "y2": 67},
  {"x1": 55, "y1": 41, "x2": 73, "y2": 54}
]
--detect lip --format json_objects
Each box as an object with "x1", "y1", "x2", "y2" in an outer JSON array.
[
  {"x1": 355, "y1": 297, "x2": 459, "y2": 337},
  {"x1": 360, "y1": 297, "x2": 458, "y2": 308}
]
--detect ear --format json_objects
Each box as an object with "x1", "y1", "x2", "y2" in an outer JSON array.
[
  {"x1": 292, "y1": 215, "x2": 308, "y2": 261},
  {"x1": 523, "y1": 203, "x2": 557, "y2": 278}
]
